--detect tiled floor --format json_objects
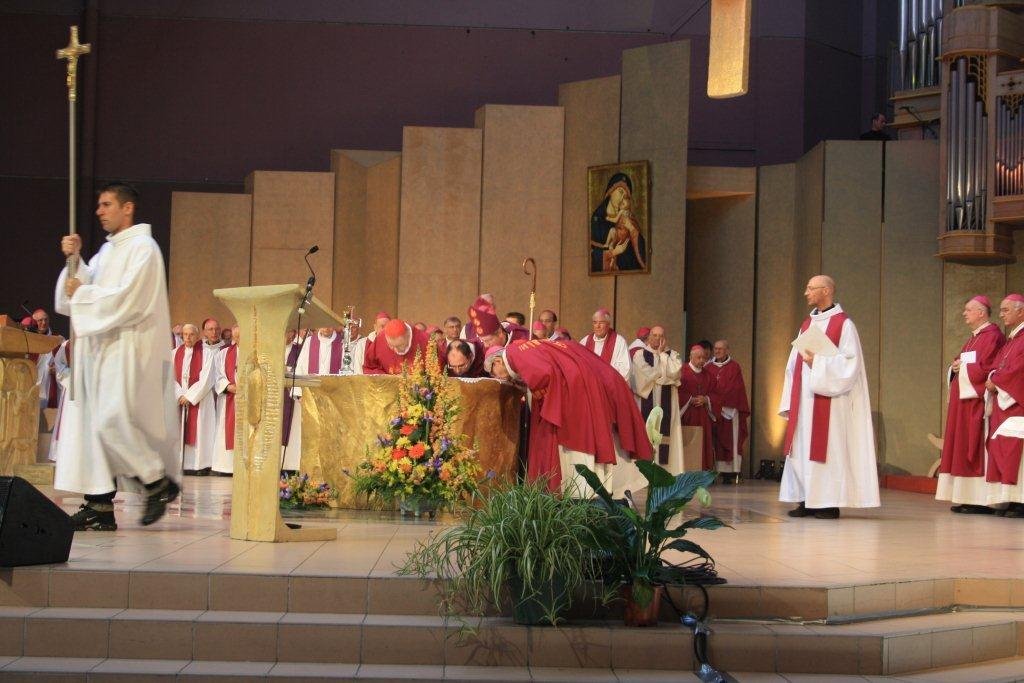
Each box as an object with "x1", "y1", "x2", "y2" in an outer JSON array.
[{"x1": 44, "y1": 478, "x2": 1024, "y2": 585}]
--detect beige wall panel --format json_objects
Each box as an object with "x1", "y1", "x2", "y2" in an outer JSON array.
[
  {"x1": 1004, "y1": 234, "x2": 1024, "y2": 294},
  {"x1": 753, "y1": 163, "x2": 800, "y2": 462},
  {"x1": 821, "y1": 141, "x2": 884, "y2": 410},
  {"x1": 880, "y1": 141, "x2": 943, "y2": 475},
  {"x1": 247, "y1": 171, "x2": 336, "y2": 309},
  {"x1": 331, "y1": 152, "x2": 368, "y2": 311},
  {"x1": 476, "y1": 105, "x2": 564, "y2": 324},
  {"x1": 558, "y1": 76, "x2": 620, "y2": 337},
  {"x1": 616, "y1": 40, "x2": 690, "y2": 345},
  {"x1": 398, "y1": 126, "x2": 482, "y2": 326},
  {"x1": 169, "y1": 192, "x2": 252, "y2": 329},
  {"x1": 685, "y1": 192, "x2": 756, "y2": 411},
  {"x1": 363, "y1": 157, "x2": 402, "y2": 319},
  {"x1": 329, "y1": 151, "x2": 401, "y2": 325},
  {"x1": 687, "y1": 166, "x2": 756, "y2": 198},
  {"x1": 794, "y1": 143, "x2": 824, "y2": 314}
]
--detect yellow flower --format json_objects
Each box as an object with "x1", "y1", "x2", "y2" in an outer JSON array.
[{"x1": 395, "y1": 436, "x2": 411, "y2": 449}]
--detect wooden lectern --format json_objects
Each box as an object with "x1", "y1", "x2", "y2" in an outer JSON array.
[
  {"x1": 213, "y1": 284, "x2": 341, "y2": 543},
  {"x1": 0, "y1": 323, "x2": 62, "y2": 477}
]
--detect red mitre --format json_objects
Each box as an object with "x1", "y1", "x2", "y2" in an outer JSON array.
[
  {"x1": 383, "y1": 318, "x2": 407, "y2": 338},
  {"x1": 1006, "y1": 294, "x2": 1024, "y2": 304},
  {"x1": 467, "y1": 304, "x2": 500, "y2": 337},
  {"x1": 472, "y1": 296, "x2": 496, "y2": 315}
]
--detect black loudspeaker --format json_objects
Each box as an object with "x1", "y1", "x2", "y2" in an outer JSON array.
[{"x1": 0, "y1": 477, "x2": 74, "y2": 566}]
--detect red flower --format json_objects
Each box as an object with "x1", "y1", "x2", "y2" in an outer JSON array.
[
  {"x1": 409, "y1": 443, "x2": 426, "y2": 460},
  {"x1": 391, "y1": 448, "x2": 407, "y2": 460},
  {"x1": 400, "y1": 424, "x2": 414, "y2": 436}
]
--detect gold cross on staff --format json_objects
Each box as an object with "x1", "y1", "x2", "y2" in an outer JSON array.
[{"x1": 56, "y1": 26, "x2": 91, "y2": 102}]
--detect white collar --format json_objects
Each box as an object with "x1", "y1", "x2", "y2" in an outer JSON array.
[
  {"x1": 107, "y1": 223, "x2": 151, "y2": 244},
  {"x1": 1011, "y1": 322, "x2": 1024, "y2": 339},
  {"x1": 972, "y1": 321, "x2": 992, "y2": 336},
  {"x1": 810, "y1": 303, "x2": 844, "y2": 320},
  {"x1": 688, "y1": 362, "x2": 703, "y2": 373}
]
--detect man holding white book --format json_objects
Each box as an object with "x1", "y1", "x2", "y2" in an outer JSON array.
[{"x1": 778, "y1": 275, "x2": 880, "y2": 519}]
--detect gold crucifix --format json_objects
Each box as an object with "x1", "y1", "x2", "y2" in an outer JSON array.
[{"x1": 56, "y1": 26, "x2": 91, "y2": 102}]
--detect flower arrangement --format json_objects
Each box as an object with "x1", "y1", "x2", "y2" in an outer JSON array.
[
  {"x1": 279, "y1": 472, "x2": 338, "y2": 509},
  {"x1": 353, "y1": 349, "x2": 481, "y2": 507}
]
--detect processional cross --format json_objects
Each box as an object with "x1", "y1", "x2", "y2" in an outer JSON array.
[{"x1": 56, "y1": 26, "x2": 91, "y2": 399}]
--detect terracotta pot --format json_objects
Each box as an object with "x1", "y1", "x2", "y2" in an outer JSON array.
[{"x1": 621, "y1": 583, "x2": 663, "y2": 626}]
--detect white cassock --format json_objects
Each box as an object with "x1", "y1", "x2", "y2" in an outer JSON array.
[
  {"x1": 347, "y1": 335, "x2": 367, "y2": 375},
  {"x1": 631, "y1": 346, "x2": 685, "y2": 475},
  {"x1": 212, "y1": 345, "x2": 235, "y2": 474},
  {"x1": 53, "y1": 223, "x2": 179, "y2": 495},
  {"x1": 778, "y1": 304, "x2": 880, "y2": 508},
  {"x1": 36, "y1": 342, "x2": 58, "y2": 412},
  {"x1": 47, "y1": 340, "x2": 72, "y2": 463},
  {"x1": 627, "y1": 337, "x2": 647, "y2": 355},
  {"x1": 173, "y1": 343, "x2": 217, "y2": 471},
  {"x1": 579, "y1": 333, "x2": 632, "y2": 381}
]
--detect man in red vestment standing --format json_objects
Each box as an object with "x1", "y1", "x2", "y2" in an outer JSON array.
[
  {"x1": 487, "y1": 339, "x2": 652, "y2": 497},
  {"x1": 363, "y1": 318, "x2": 437, "y2": 375},
  {"x1": 936, "y1": 295, "x2": 1005, "y2": 513},
  {"x1": 679, "y1": 344, "x2": 716, "y2": 470},
  {"x1": 706, "y1": 339, "x2": 750, "y2": 482},
  {"x1": 985, "y1": 294, "x2": 1024, "y2": 517}
]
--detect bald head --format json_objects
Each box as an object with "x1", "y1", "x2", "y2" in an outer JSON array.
[
  {"x1": 647, "y1": 325, "x2": 666, "y2": 351},
  {"x1": 712, "y1": 339, "x2": 730, "y2": 362},
  {"x1": 804, "y1": 275, "x2": 836, "y2": 310}
]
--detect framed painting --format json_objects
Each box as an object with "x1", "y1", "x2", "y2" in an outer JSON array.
[{"x1": 587, "y1": 160, "x2": 650, "y2": 276}]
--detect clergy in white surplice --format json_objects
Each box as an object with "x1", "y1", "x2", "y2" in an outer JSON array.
[
  {"x1": 53, "y1": 183, "x2": 180, "y2": 531},
  {"x1": 631, "y1": 325, "x2": 684, "y2": 475},
  {"x1": 212, "y1": 325, "x2": 240, "y2": 475},
  {"x1": 779, "y1": 275, "x2": 879, "y2": 519},
  {"x1": 30, "y1": 309, "x2": 61, "y2": 412},
  {"x1": 579, "y1": 308, "x2": 631, "y2": 381},
  {"x1": 173, "y1": 323, "x2": 217, "y2": 474}
]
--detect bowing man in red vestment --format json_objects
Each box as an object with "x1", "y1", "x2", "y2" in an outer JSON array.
[
  {"x1": 487, "y1": 340, "x2": 652, "y2": 498},
  {"x1": 984, "y1": 294, "x2": 1024, "y2": 516},
  {"x1": 362, "y1": 318, "x2": 438, "y2": 375},
  {"x1": 936, "y1": 295, "x2": 1005, "y2": 513},
  {"x1": 679, "y1": 345, "x2": 717, "y2": 471}
]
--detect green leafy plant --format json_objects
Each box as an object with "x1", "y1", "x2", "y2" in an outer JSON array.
[
  {"x1": 574, "y1": 461, "x2": 728, "y2": 610},
  {"x1": 399, "y1": 478, "x2": 615, "y2": 625}
]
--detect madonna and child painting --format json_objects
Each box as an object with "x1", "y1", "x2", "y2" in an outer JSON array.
[{"x1": 588, "y1": 160, "x2": 650, "y2": 276}]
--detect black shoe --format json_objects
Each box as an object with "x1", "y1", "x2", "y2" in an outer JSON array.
[
  {"x1": 71, "y1": 503, "x2": 117, "y2": 531},
  {"x1": 183, "y1": 469, "x2": 198, "y2": 476},
  {"x1": 196, "y1": 467, "x2": 211, "y2": 477},
  {"x1": 787, "y1": 502, "x2": 810, "y2": 518},
  {"x1": 951, "y1": 504, "x2": 994, "y2": 515},
  {"x1": 1003, "y1": 503, "x2": 1024, "y2": 518},
  {"x1": 141, "y1": 478, "x2": 180, "y2": 526},
  {"x1": 212, "y1": 471, "x2": 232, "y2": 477},
  {"x1": 813, "y1": 507, "x2": 840, "y2": 519}
]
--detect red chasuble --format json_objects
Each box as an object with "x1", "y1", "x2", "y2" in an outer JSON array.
[
  {"x1": 706, "y1": 359, "x2": 750, "y2": 462},
  {"x1": 679, "y1": 363, "x2": 716, "y2": 470},
  {"x1": 782, "y1": 312, "x2": 848, "y2": 463},
  {"x1": 987, "y1": 331, "x2": 1024, "y2": 484},
  {"x1": 362, "y1": 326, "x2": 438, "y2": 375},
  {"x1": 505, "y1": 340, "x2": 652, "y2": 492},
  {"x1": 223, "y1": 344, "x2": 238, "y2": 451},
  {"x1": 939, "y1": 323, "x2": 1004, "y2": 478},
  {"x1": 583, "y1": 330, "x2": 619, "y2": 363},
  {"x1": 174, "y1": 343, "x2": 204, "y2": 446}
]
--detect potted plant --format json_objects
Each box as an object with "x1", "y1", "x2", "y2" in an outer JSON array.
[
  {"x1": 279, "y1": 472, "x2": 338, "y2": 510},
  {"x1": 352, "y1": 349, "x2": 481, "y2": 516},
  {"x1": 574, "y1": 461, "x2": 728, "y2": 626},
  {"x1": 399, "y1": 478, "x2": 615, "y2": 625}
]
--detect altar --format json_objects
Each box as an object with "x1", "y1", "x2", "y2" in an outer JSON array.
[{"x1": 299, "y1": 375, "x2": 525, "y2": 508}]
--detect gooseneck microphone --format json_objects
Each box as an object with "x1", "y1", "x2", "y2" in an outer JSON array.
[{"x1": 299, "y1": 245, "x2": 319, "y2": 314}]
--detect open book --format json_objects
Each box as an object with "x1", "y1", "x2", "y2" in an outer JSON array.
[{"x1": 792, "y1": 324, "x2": 838, "y2": 357}]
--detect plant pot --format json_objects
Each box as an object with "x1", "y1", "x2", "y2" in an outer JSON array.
[
  {"x1": 621, "y1": 583, "x2": 664, "y2": 627},
  {"x1": 508, "y1": 573, "x2": 569, "y2": 625},
  {"x1": 398, "y1": 494, "x2": 440, "y2": 518}
]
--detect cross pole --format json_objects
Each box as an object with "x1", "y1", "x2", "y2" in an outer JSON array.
[{"x1": 56, "y1": 25, "x2": 91, "y2": 400}]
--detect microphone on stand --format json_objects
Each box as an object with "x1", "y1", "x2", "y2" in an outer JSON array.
[
  {"x1": 298, "y1": 245, "x2": 319, "y2": 314},
  {"x1": 20, "y1": 300, "x2": 33, "y2": 317}
]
